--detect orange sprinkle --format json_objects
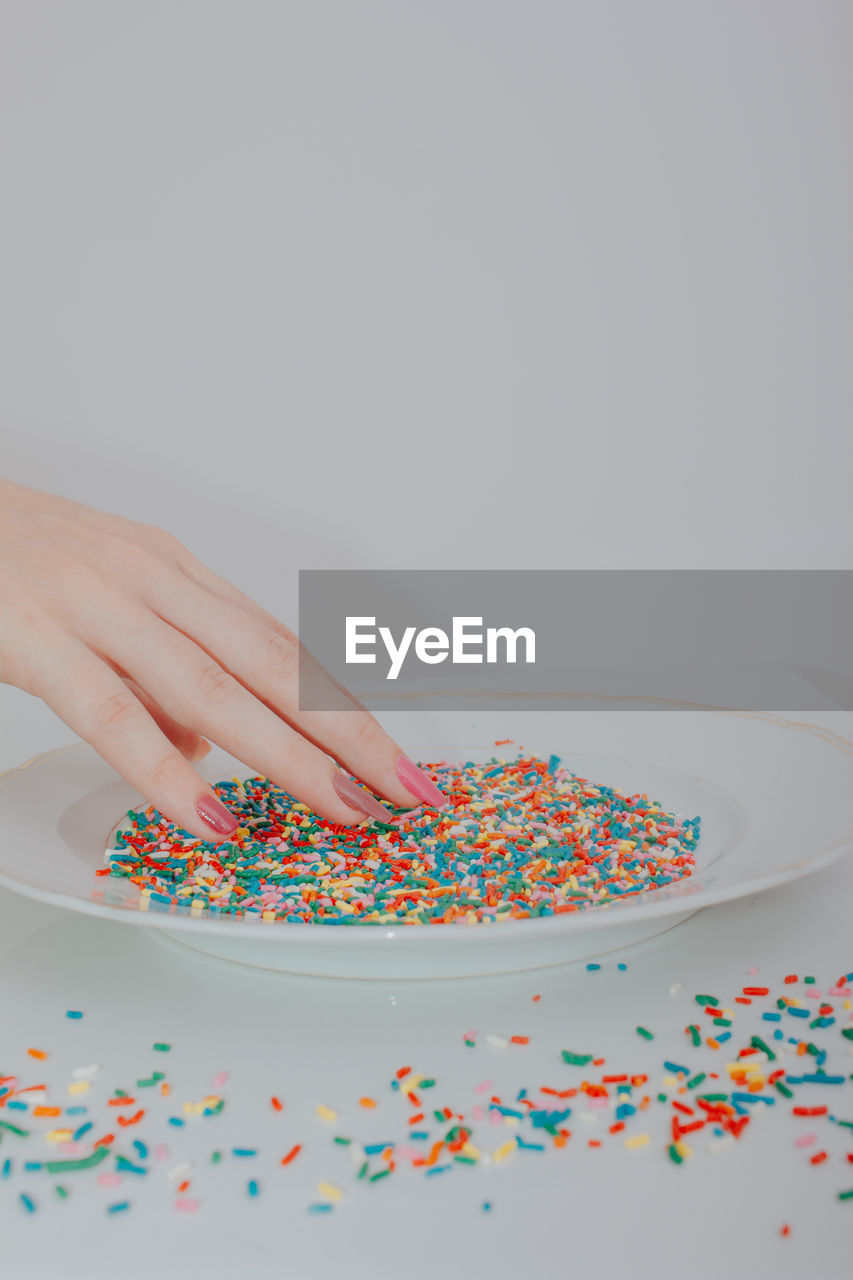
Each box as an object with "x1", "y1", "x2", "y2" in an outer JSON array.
[
  {"x1": 784, "y1": 974, "x2": 798, "y2": 984},
  {"x1": 280, "y1": 1144, "x2": 301, "y2": 1166},
  {"x1": 359, "y1": 1097, "x2": 377, "y2": 1109},
  {"x1": 32, "y1": 1106, "x2": 61, "y2": 1117},
  {"x1": 511, "y1": 1036, "x2": 530, "y2": 1045},
  {"x1": 160, "y1": 1082, "x2": 170, "y2": 1096},
  {"x1": 177, "y1": 1179, "x2": 190, "y2": 1193},
  {"x1": 395, "y1": 1066, "x2": 411, "y2": 1079},
  {"x1": 553, "y1": 1134, "x2": 568, "y2": 1148},
  {"x1": 27, "y1": 1049, "x2": 47, "y2": 1061},
  {"x1": 706, "y1": 1038, "x2": 721, "y2": 1050},
  {"x1": 116, "y1": 1110, "x2": 145, "y2": 1128},
  {"x1": 108, "y1": 1097, "x2": 136, "y2": 1107},
  {"x1": 94, "y1": 1134, "x2": 115, "y2": 1148},
  {"x1": 270, "y1": 1097, "x2": 283, "y2": 1112},
  {"x1": 810, "y1": 1150, "x2": 828, "y2": 1166},
  {"x1": 588, "y1": 1140, "x2": 601, "y2": 1148},
  {"x1": 408, "y1": 1113, "x2": 425, "y2": 1125},
  {"x1": 532, "y1": 994, "x2": 541, "y2": 1002}
]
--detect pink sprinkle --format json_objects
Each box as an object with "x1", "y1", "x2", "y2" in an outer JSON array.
[
  {"x1": 212, "y1": 1071, "x2": 229, "y2": 1089},
  {"x1": 805, "y1": 989, "x2": 823, "y2": 1000},
  {"x1": 472, "y1": 1105, "x2": 486, "y2": 1123},
  {"x1": 586, "y1": 1096, "x2": 609, "y2": 1110},
  {"x1": 489, "y1": 1110, "x2": 503, "y2": 1126},
  {"x1": 795, "y1": 1132, "x2": 817, "y2": 1148},
  {"x1": 474, "y1": 1081, "x2": 494, "y2": 1095},
  {"x1": 396, "y1": 1146, "x2": 420, "y2": 1161},
  {"x1": 174, "y1": 1197, "x2": 200, "y2": 1213},
  {"x1": 829, "y1": 987, "x2": 851, "y2": 997},
  {"x1": 463, "y1": 1030, "x2": 477, "y2": 1041},
  {"x1": 98, "y1": 1172, "x2": 123, "y2": 1187},
  {"x1": 57, "y1": 1141, "x2": 85, "y2": 1154},
  {"x1": 748, "y1": 967, "x2": 759, "y2": 975},
  {"x1": 155, "y1": 1144, "x2": 169, "y2": 1162}
]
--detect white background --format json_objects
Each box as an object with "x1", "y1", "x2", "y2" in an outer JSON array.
[{"x1": 2, "y1": 2, "x2": 852, "y2": 1276}]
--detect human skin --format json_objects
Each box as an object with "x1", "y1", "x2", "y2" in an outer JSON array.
[{"x1": 0, "y1": 479, "x2": 445, "y2": 839}]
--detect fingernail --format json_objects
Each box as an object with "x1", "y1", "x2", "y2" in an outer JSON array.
[
  {"x1": 196, "y1": 792, "x2": 239, "y2": 836},
  {"x1": 333, "y1": 772, "x2": 396, "y2": 824},
  {"x1": 396, "y1": 755, "x2": 447, "y2": 808}
]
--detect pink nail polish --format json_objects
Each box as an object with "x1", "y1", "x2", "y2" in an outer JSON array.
[
  {"x1": 396, "y1": 755, "x2": 447, "y2": 809},
  {"x1": 196, "y1": 792, "x2": 239, "y2": 837},
  {"x1": 333, "y1": 773, "x2": 395, "y2": 823}
]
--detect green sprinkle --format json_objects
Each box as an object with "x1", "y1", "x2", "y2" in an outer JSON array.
[
  {"x1": 712, "y1": 1018, "x2": 732, "y2": 1027},
  {"x1": 804, "y1": 976, "x2": 816, "y2": 984},
  {"x1": 369, "y1": 1169, "x2": 391, "y2": 1182},
  {"x1": 694, "y1": 995, "x2": 719, "y2": 1006},
  {"x1": 114, "y1": 1089, "x2": 129, "y2": 1098},
  {"x1": 333, "y1": 1137, "x2": 352, "y2": 1146},
  {"x1": 0, "y1": 1121, "x2": 30, "y2": 1138},
  {"x1": 152, "y1": 1043, "x2": 171, "y2": 1053},
  {"x1": 749, "y1": 1034, "x2": 776, "y2": 1061},
  {"x1": 136, "y1": 1073, "x2": 165, "y2": 1087},
  {"x1": 55, "y1": 1186, "x2": 69, "y2": 1199},
  {"x1": 433, "y1": 1110, "x2": 446, "y2": 1123},
  {"x1": 419, "y1": 1079, "x2": 436, "y2": 1089},
  {"x1": 667, "y1": 1144, "x2": 683, "y2": 1164},
  {"x1": 454, "y1": 1155, "x2": 477, "y2": 1165},
  {"x1": 686, "y1": 1025, "x2": 701, "y2": 1047},
  {"x1": 774, "y1": 1081, "x2": 794, "y2": 1099},
  {"x1": 687, "y1": 1073, "x2": 706, "y2": 1090},
  {"x1": 838, "y1": 1189, "x2": 853, "y2": 1202},
  {"x1": 657, "y1": 1093, "x2": 668, "y2": 1104},
  {"x1": 357, "y1": 1161, "x2": 369, "y2": 1180},
  {"x1": 44, "y1": 1146, "x2": 110, "y2": 1174},
  {"x1": 696, "y1": 1094, "x2": 728, "y2": 1103},
  {"x1": 842, "y1": 1028, "x2": 853, "y2": 1041},
  {"x1": 561, "y1": 1051, "x2": 593, "y2": 1066},
  {"x1": 211, "y1": 1151, "x2": 222, "y2": 1163},
  {"x1": 636, "y1": 1027, "x2": 654, "y2": 1041}
]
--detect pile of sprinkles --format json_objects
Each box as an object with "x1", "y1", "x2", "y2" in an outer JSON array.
[
  {"x1": 2, "y1": 968, "x2": 852, "y2": 1224},
  {"x1": 103, "y1": 753, "x2": 700, "y2": 924}
]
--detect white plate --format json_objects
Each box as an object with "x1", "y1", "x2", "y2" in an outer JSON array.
[{"x1": 1, "y1": 710, "x2": 852, "y2": 978}]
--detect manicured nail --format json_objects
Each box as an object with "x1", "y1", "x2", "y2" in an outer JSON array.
[
  {"x1": 333, "y1": 772, "x2": 396, "y2": 823},
  {"x1": 196, "y1": 792, "x2": 239, "y2": 836},
  {"x1": 396, "y1": 755, "x2": 447, "y2": 808}
]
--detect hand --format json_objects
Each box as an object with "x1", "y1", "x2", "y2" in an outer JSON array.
[{"x1": 0, "y1": 479, "x2": 445, "y2": 840}]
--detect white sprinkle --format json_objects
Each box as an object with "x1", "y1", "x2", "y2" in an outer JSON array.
[
  {"x1": 72, "y1": 1064, "x2": 100, "y2": 1079},
  {"x1": 709, "y1": 1136, "x2": 735, "y2": 1154},
  {"x1": 166, "y1": 1161, "x2": 193, "y2": 1182},
  {"x1": 485, "y1": 1034, "x2": 509, "y2": 1049},
  {"x1": 668, "y1": 982, "x2": 683, "y2": 997}
]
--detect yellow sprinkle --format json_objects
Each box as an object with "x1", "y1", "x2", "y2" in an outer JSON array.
[
  {"x1": 461, "y1": 1142, "x2": 480, "y2": 1160},
  {"x1": 67, "y1": 1080, "x2": 90, "y2": 1096},
  {"x1": 492, "y1": 1140, "x2": 516, "y2": 1163},
  {"x1": 316, "y1": 1104, "x2": 337, "y2": 1123},
  {"x1": 399, "y1": 1074, "x2": 423, "y2": 1096},
  {"x1": 46, "y1": 1129, "x2": 74, "y2": 1144},
  {"x1": 675, "y1": 1140, "x2": 692, "y2": 1158},
  {"x1": 662, "y1": 1075, "x2": 678, "y2": 1087},
  {"x1": 624, "y1": 1133, "x2": 650, "y2": 1150},
  {"x1": 317, "y1": 1181, "x2": 343, "y2": 1202},
  {"x1": 503, "y1": 1115, "x2": 520, "y2": 1127}
]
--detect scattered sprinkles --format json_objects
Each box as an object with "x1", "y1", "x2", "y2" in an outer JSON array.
[
  {"x1": 2, "y1": 968, "x2": 852, "y2": 1229},
  {"x1": 103, "y1": 755, "x2": 700, "y2": 925}
]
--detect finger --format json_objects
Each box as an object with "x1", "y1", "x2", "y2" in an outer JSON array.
[
  {"x1": 30, "y1": 629, "x2": 239, "y2": 842},
  {"x1": 146, "y1": 572, "x2": 445, "y2": 810},
  {"x1": 121, "y1": 676, "x2": 211, "y2": 762},
  {"x1": 85, "y1": 605, "x2": 396, "y2": 826}
]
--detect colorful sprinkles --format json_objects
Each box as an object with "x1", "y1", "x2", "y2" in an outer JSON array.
[
  {"x1": 2, "y1": 969, "x2": 852, "y2": 1223},
  {"x1": 103, "y1": 754, "x2": 700, "y2": 924}
]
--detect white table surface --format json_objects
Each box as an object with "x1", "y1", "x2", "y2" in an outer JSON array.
[{"x1": 1, "y1": 692, "x2": 852, "y2": 1279}]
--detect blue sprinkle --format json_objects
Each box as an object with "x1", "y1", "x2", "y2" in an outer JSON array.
[
  {"x1": 65, "y1": 1011, "x2": 83, "y2": 1020},
  {"x1": 409, "y1": 1132, "x2": 429, "y2": 1141},
  {"x1": 115, "y1": 1157, "x2": 147, "y2": 1176},
  {"x1": 72, "y1": 1122, "x2": 93, "y2": 1141},
  {"x1": 132, "y1": 1140, "x2": 148, "y2": 1160},
  {"x1": 787, "y1": 1007, "x2": 809, "y2": 1019},
  {"x1": 425, "y1": 1164, "x2": 452, "y2": 1176},
  {"x1": 714, "y1": 1032, "x2": 732, "y2": 1044},
  {"x1": 20, "y1": 1193, "x2": 36, "y2": 1214},
  {"x1": 617, "y1": 963, "x2": 628, "y2": 971},
  {"x1": 663, "y1": 1061, "x2": 689, "y2": 1076},
  {"x1": 168, "y1": 1117, "x2": 185, "y2": 1127},
  {"x1": 1, "y1": 1159, "x2": 12, "y2": 1179},
  {"x1": 363, "y1": 1143, "x2": 395, "y2": 1156},
  {"x1": 773, "y1": 1030, "x2": 784, "y2": 1040},
  {"x1": 65, "y1": 1107, "x2": 87, "y2": 1116},
  {"x1": 586, "y1": 963, "x2": 601, "y2": 971},
  {"x1": 106, "y1": 1201, "x2": 130, "y2": 1215},
  {"x1": 24, "y1": 1161, "x2": 43, "y2": 1171},
  {"x1": 516, "y1": 1137, "x2": 546, "y2": 1151},
  {"x1": 308, "y1": 1202, "x2": 333, "y2": 1213},
  {"x1": 247, "y1": 1179, "x2": 259, "y2": 1197},
  {"x1": 482, "y1": 1201, "x2": 492, "y2": 1212},
  {"x1": 761, "y1": 1012, "x2": 782, "y2": 1022},
  {"x1": 232, "y1": 1148, "x2": 258, "y2": 1158},
  {"x1": 7, "y1": 1101, "x2": 29, "y2": 1112}
]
